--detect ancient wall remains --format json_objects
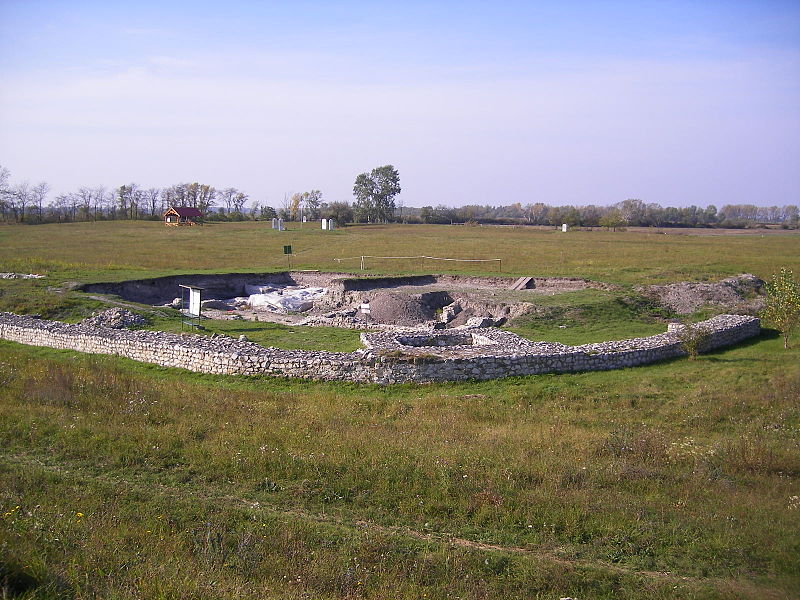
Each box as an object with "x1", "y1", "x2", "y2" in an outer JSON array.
[{"x1": 0, "y1": 312, "x2": 760, "y2": 384}]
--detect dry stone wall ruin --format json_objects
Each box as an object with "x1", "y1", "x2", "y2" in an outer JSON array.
[{"x1": 0, "y1": 312, "x2": 760, "y2": 384}]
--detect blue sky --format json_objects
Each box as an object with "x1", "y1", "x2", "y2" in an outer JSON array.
[{"x1": 1, "y1": 0, "x2": 798, "y2": 208}]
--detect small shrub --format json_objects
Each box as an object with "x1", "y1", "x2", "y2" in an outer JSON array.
[
  {"x1": 677, "y1": 324, "x2": 711, "y2": 360},
  {"x1": 761, "y1": 267, "x2": 800, "y2": 349}
]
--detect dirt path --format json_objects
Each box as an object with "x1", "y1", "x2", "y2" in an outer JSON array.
[{"x1": 2, "y1": 451, "x2": 766, "y2": 593}]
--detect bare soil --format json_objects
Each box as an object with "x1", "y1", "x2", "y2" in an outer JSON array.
[{"x1": 81, "y1": 272, "x2": 608, "y2": 329}]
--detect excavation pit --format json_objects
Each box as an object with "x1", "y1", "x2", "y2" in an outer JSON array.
[{"x1": 80, "y1": 271, "x2": 606, "y2": 330}]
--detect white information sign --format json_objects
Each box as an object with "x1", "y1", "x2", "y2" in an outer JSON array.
[{"x1": 188, "y1": 287, "x2": 202, "y2": 317}]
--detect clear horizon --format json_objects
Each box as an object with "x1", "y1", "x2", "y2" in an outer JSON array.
[{"x1": 1, "y1": 0, "x2": 798, "y2": 209}]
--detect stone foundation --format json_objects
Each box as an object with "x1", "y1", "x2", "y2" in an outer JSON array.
[{"x1": 0, "y1": 312, "x2": 760, "y2": 384}]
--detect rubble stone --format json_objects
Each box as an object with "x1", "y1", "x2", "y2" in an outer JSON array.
[{"x1": 80, "y1": 308, "x2": 148, "y2": 329}]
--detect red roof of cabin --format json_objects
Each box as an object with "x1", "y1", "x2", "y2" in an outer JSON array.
[{"x1": 166, "y1": 206, "x2": 203, "y2": 218}]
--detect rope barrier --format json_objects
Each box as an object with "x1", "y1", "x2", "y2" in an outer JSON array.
[
  {"x1": 334, "y1": 255, "x2": 501, "y2": 262},
  {"x1": 333, "y1": 255, "x2": 502, "y2": 271}
]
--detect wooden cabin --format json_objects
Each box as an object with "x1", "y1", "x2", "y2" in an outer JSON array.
[{"x1": 164, "y1": 206, "x2": 203, "y2": 226}]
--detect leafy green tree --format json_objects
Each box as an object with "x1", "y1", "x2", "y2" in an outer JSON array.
[
  {"x1": 762, "y1": 268, "x2": 800, "y2": 349},
  {"x1": 353, "y1": 165, "x2": 400, "y2": 223},
  {"x1": 419, "y1": 206, "x2": 434, "y2": 223},
  {"x1": 599, "y1": 208, "x2": 625, "y2": 230},
  {"x1": 302, "y1": 190, "x2": 323, "y2": 220},
  {"x1": 322, "y1": 201, "x2": 353, "y2": 226},
  {"x1": 616, "y1": 198, "x2": 645, "y2": 225},
  {"x1": 259, "y1": 204, "x2": 277, "y2": 220}
]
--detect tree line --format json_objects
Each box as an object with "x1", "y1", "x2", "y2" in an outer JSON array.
[
  {"x1": 0, "y1": 164, "x2": 796, "y2": 228},
  {"x1": 0, "y1": 165, "x2": 350, "y2": 225},
  {"x1": 411, "y1": 199, "x2": 798, "y2": 228}
]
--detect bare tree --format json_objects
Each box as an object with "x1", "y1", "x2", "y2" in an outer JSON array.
[
  {"x1": 92, "y1": 186, "x2": 108, "y2": 220},
  {"x1": 51, "y1": 194, "x2": 72, "y2": 222},
  {"x1": 232, "y1": 191, "x2": 248, "y2": 213},
  {"x1": 31, "y1": 182, "x2": 50, "y2": 222},
  {"x1": 144, "y1": 188, "x2": 161, "y2": 217},
  {"x1": 11, "y1": 181, "x2": 31, "y2": 222},
  {"x1": 0, "y1": 166, "x2": 10, "y2": 222},
  {"x1": 159, "y1": 183, "x2": 190, "y2": 211},
  {"x1": 219, "y1": 187, "x2": 238, "y2": 213},
  {"x1": 280, "y1": 192, "x2": 293, "y2": 220},
  {"x1": 76, "y1": 187, "x2": 93, "y2": 221}
]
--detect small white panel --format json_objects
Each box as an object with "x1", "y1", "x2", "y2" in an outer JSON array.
[{"x1": 188, "y1": 288, "x2": 201, "y2": 317}]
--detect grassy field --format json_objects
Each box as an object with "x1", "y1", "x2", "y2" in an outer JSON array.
[
  {"x1": 1, "y1": 220, "x2": 798, "y2": 284},
  {"x1": 1, "y1": 221, "x2": 799, "y2": 599}
]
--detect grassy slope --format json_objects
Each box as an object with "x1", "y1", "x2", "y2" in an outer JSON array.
[{"x1": 1, "y1": 221, "x2": 799, "y2": 599}]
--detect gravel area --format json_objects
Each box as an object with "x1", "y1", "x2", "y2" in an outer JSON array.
[{"x1": 638, "y1": 273, "x2": 765, "y2": 314}]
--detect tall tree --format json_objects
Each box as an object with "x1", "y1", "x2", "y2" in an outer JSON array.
[
  {"x1": 31, "y1": 182, "x2": 50, "y2": 223},
  {"x1": 289, "y1": 192, "x2": 303, "y2": 221},
  {"x1": 302, "y1": 189, "x2": 323, "y2": 220},
  {"x1": 92, "y1": 186, "x2": 108, "y2": 220},
  {"x1": 232, "y1": 191, "x2": 248, "y2": 213},
  {"x1": 353, "y1": 165, "x2": 401, "y2": 223},
  {"x1": 76, "y1": 187, "x2": 93, "y2": 221},
  {"x1": 144, "y1": 188, "x2": 161, "y2": 217},
  {"x1": 219, "y1": 187, "x2": 238, "y2": 213},
  {"x1": 196, "y1": 184, "x2": 216, "y2": 213},
  {"x1": 11, "y1": 181, "x2": 31, "y2": 222},
  {"x1": 115, "y1": 184, "x2": 138, "y2": 219},
  {"x1": 599, "y1": 208, "x2": 625, "y2": 230},
  {"x1": 616, "y1": 198, "x2": 646, "y2": 226},
  {"x1": 0, "y1": 166, "x2": 10, "y2": 222}
]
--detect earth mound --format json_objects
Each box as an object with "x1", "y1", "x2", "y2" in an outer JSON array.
[
  {"x1": 639, "y1": 274, "x2": 765, "y2": 315},
  {"x1": 362, "y1": 293, "x2": 439, "y2": 326}
]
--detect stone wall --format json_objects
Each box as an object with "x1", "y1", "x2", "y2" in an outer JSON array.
[{"x1": 0, "y1": 312, "x2": 760, "y2": 384}]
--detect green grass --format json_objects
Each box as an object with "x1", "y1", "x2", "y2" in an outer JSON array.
[
  {"x1": 1, "y1": 221, "x2": 799, "y2": 599},
  {"x1": 147, "y1": 315, "x2": 365, "y2": 352},
  {"x1": 507, "y1": 289, "x2": 670, "y2": 344},
  {"x1": 1, "y1": 332, "x2": 798, "y2": 599},
  {"x1": 1, "y1": 221, "x2": 798, "y2": 285}
]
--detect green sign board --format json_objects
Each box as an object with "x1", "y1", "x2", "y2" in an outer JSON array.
[{"x1": 283, "y1": 245, "x2": 292, "y2": 255}]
